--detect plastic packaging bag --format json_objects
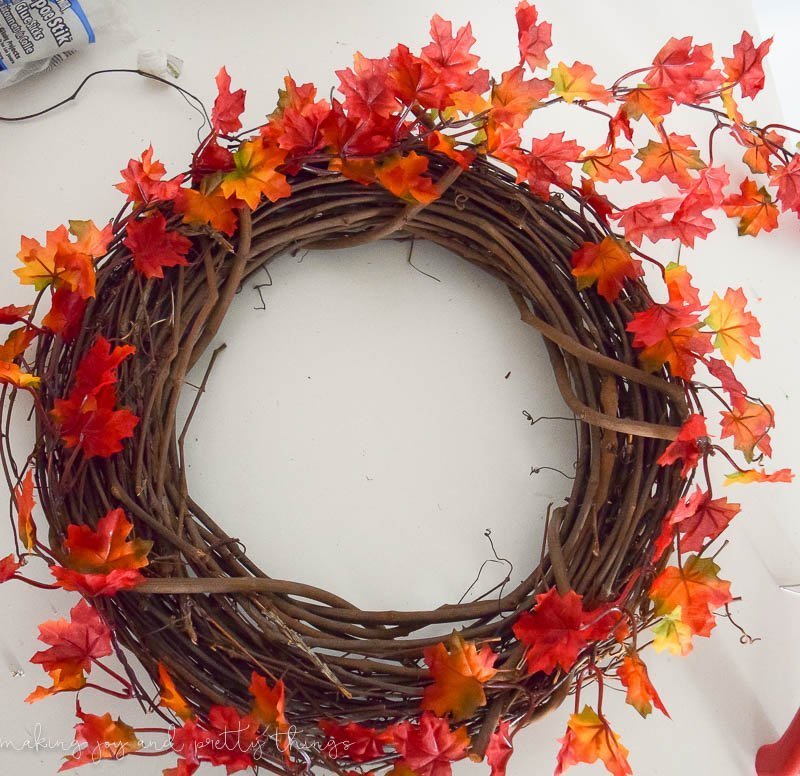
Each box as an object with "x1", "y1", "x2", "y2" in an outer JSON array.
[{"x1": 0, "y1": 0, "x2": 128, "y2": 89}]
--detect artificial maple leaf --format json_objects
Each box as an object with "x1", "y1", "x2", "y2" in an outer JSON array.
[
  {"x1": 0, "y1": 361, "x2": 40, "y2": 389},
  {"x1": 0, "y1": 303, "x2": 32, "y2": 324},
  {"x1": 163, "y1": 760, "x2": 199, "y2": 776},
  {"x1": 579, "y1": 177, "x2": 614, "y2": 223},
  {"x1": 158, "y1": 662, "x2": 194, "y2": 721},
  {"x1": 0, "y1": 326, "x2": 36, "y2": 363},
  {"x1": 724, "y1": 467, "x2": 794, "y2": 486},
  {"x1": 652, "y1": 607, "x2": 693, "y2": 656},
  {"x1": 392, "y1": 712, "x2": 470, "y2": 776},
  {"x1": 722, "y1": 32, "x2": 773, "y2": 99},
  {"x1": 170, "y1": 706, "x2": 259, "y2": 773},
  {"x1": 733, "y1": 126, "x2": 786, "y2": 175},
  {"x1": 15, "y1": 469, "x2": 36, "y2": 550},
  {"x1": 319, "y1": 720, "x2": 391, "y2": 763},
  {"x1": 657, "y1": 414, "x2": 708, "y2": 476},
  {"x1": 720, "y1": 398, "x2": 773, "y2": 461},
  {"x1": 68, "y1": 219, "x2": 113, "y2": 259},
  {"x1": 387, "y1": 43, "x2": 450, "y2": 111},
  {"x1": 490, "y1": 66, "x2": 551, "y2": 129},
  {"x1": 193, "y1": 138, "x2": 235, "y2": 179},
  {"x1": 16, "y1": 224, "x2": 96, "y2": 298},
  {"x1": 512, "y1": 588, "x2": 591, "y2": 675},
  {"x1": 266, "y1": 77, "x2": 332, "y2": 158},
  {"x1": 621, "y1": 85, "x2": 672, "y2": 126},
  {"x1": 212, "y1": 66, "x2": 246, "y2": 135},
  {"x1": 175, "y1": 187, "x2": 238, "y2": 236},
  {"x1": 61, "y1": 703, "x2": 142, "y2": 770},
  {"x1": 555, "y1": 706, "x2": 632, "y2": 776},
  {"x1": 43, "y1": 287, "x2": 87, "y2": 342},
  {"x1": 220, "y1": 139, "x2": 291, "y2": 209},
  {"x1": 635, "y1": 133, "x2": 705, "y2": 189},
  {"x1": 628, "y1": 315, "x2": 712, "y2": 380},
  {"x1": 570, "y1": 237, "x2": 642, "y2": 302},
  {"x1": 123, "y1": 211, "x2": 193, "y2": 280},
  {"x1": 72, "y1": 337, "x2": 136, "y2": 397},
  {"x1": 649, "y1": 554, "x2": 733, "y2": 637},
  {"x1": 770, "y1": 156, "x2": 800, "y2": 215},
  {"x1": 707, "y1": 356, "x2": 747, "y2": 402},
  {"x1": 337, "y1": 53, "x2": 397, "y2": 120},
  {"x1": 612, "y1": 197, "x2": 682, "y2": 246},
  {"x1": 722, "y1": 178, "x2": 779, "y2": 236},
  {"x1": 581, "y1": 145, "x2": 633, "y2": 184},
  {"x1": 617, "y1": 654, "x2": 668, "y2": 718},
  {"x1": 664, "y1": 262, "x2": 702, "y2": 309},
  {"x1": 52, "y1": 384, "x2": 139, "y2": 459},
  {"x1": 667, "y1": 486, "x2": 741, "y2": 553},
  {"x1": 0, "y1": 553, "x2": 20, "y2": 582},
  {"x1": 520, "y1": 132, "x2": 584, "y2": 198},
  {"x1": 668, "y1": 165, "x2": 730, "y2": 247},
  {"x1": 27, "y1": 599, "x2": 112, "y2": 703},
  {"x1": 425, "y1": 131, "x2": 476, "y2": 170},
  {"x1": 377, "y1": 152, "x2": 439, "y2": 204},
  {"x1": 321, "y1": 98, "x2": 398, "y2": 158},
  {"x1": 249, "y1": 672, "x2": 290, "y2": 755},
  {"x1": 551, "y1": 61, "x2": 612, "y2": 104},
  {"x1": 705, "y1": 287, "x2": 761, "y2": 364},
  {"x1": 485, "y1": 720, "x2": 514, "y2": 776},
  {"x1": 50, "y1": 508, "x2": 151, "y2": 597},
  {"x1": 115, "y1": 146, "x2": 183, "y2": 204},
  {"x1": 420, "y1": 15, "x2": 489, "y2": 101},
  {"x1": 422, "y1": 633, "x2": 498, "y2": 721},
  {"x1": 644, "y1": 36, "x2": 723, "y2": 104},
  {"x1": 516, "y1": 1, "x2": 552, "y2": 71}
]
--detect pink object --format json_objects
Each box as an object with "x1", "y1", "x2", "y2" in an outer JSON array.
[{"x1": 757, "y1": 708, "x2": 800, "y2": 776}]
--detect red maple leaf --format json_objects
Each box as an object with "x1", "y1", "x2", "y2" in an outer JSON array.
[
  {"x1": 320, "y1": 720, "x2": 391, "y2": 763},
  {"x1": 515, "y1": 1, "x2": 552, "y2": 71},
  {"x1": 612, "y1": 197, "x2": 681, "y2": 246},
  {"x1": 43, "y1": 287, "x2": 87, "y2": 342},
  {"x1": 657, "y1": 414, "x2": 708, "y2": 476},
  {"x1": 486, "y1": 720, "x2": 514, "y2": 776},
  {"x1": 521, "y1": 132, "x2": 584, "y2": 198},
  {"x1": 337, "y1": 54, "x2": 397, "y2": 120},
  {"x1": 50, "y1": 507, "x2": 149, "y2": 595},
  {"x1": 770, "y1": 156, "x2": 800, "y2": 215},
  {"x1": 644, "y1": 36, "x2": 723, "y2": 104},
  {"x1": 392, "y1": 712, "x2": 470, "y2": 776},
  {"x1": 707, "y1": 356, "x2": 747, "y2": 402},
  {"x1": 211, "y1": 66, "x2": 246, "y2": 135},
  {"x1": 512, "y1": 588, "x2": 592, "y2": 675},
  {"x1": 123, "y1": 211, "x2": 193, "y2": 280},
  {"x1": 115, "y1": 146, "x2": 183, "y2": 204},
  {"x1": 722, "y1": 32, "x2": 772, "y2": 99},
  {"x1": 387, "y1": 43, "x2": 450, "y2": 111},
  {"x1": 667, "y1": 486, "x2": 740, "y2": 553},
  {"x1": 420, "y1": 15, "x2": 489, "y2": 100}
]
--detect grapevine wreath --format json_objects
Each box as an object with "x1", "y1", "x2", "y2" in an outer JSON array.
[{"x1": 0, "y1": 4, "x2": 797, "y2": 775}]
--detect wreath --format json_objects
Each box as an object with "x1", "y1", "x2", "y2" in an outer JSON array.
[{"x1": 0, "y1": 5, "x2": 795, "y2": 776}]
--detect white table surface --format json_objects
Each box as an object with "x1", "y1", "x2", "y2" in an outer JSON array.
[{"x1": 0, "y1": 1, "x2": 798, "y2": 774}]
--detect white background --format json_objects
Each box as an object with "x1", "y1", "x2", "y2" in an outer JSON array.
[{"x1": 0, "y1": 1, "x2": 798, "y2": 774}]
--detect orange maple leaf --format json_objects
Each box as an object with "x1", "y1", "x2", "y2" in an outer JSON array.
[
  {"x1": 61, "y1": 704, "x2": 142, "y2": 770},
  {"x1": 422, "y1": 633, "x2": 498, "y2": 721},
  {"x1": 722, "y1": 178, "x2": 779, "y2": 236},
  {"x1": 649, "y1": 555, "x2": 732, "y2": 638},
  {"x1": 635, "y1": 133, "x2": 705, "y2": 188},
  {"x1": 16, "y1": 224, "x2": 97, "y2": 298},
  {"x1": 115, "y1": 145, "x2": 182, "y2": 205},
  {"x1": 50, "y1": 508, "x2": 152, "y2": 597},
  {"x1": 158, "y1": 662, "x2": 194, "y2": 721},
  {"x1": 724, "y1": 467, "x2": 794, "y2": 486},
  {"x1": 705, "y1": 287, "x2": 761, "y2": 364},
  {"x1": 732, "y1": 126, "x2": 785, "y2": 175},
  {"x1": 550, "y1": 61, "x2": 612, "y2": 104},
  {"x1": 377, "y1": 152, "x2": 440, "y2": 204},
  {"x1": 490, "y1": 66, "x2": 551, "y2": 129},
  {"x1": 721, "y1": 398, "x2": 773, "y2": 462},
  {"x1": 555, "y1": 706, "x2": 632, "y2": 776},
  {"x1": 617, "y1": 654, "x2": 669, "y2": 718},
  {"x1": 621, "y1": 85, "x2": 672, "y2": 126},
  {"x1": 0, "y1": 362, "x2": 40, "y2": 389},
  {"x1": 581, "y1": 145, "x2": 634, "y2": 183},
  {"x1": 15, "y1": 469, "x2": 36, "y2": 551},
  {"x1": 26, "y1": 599, "x2": 112, "y2": 704},
  {"x1": 249, "y1": 672, "x2": 290, "y2": 755},
  {"x1": 570, "y1": 237, "x2": 642, "y2": 302},
  {"x1": 175, "y1": 187, "x2": 239, "y2": 236},
  {"x1": 220, "y1": 139, "x2": 291, "y2": 209}
]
